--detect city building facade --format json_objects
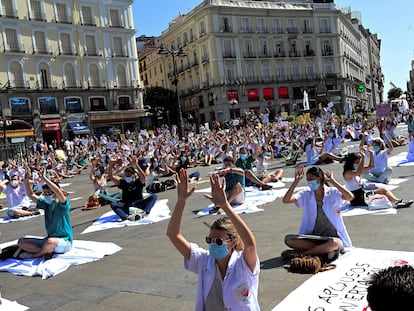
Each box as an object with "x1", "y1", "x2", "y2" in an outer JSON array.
[
  {"x1": 141, "y1": 0, "x2": 383, "y2": 128},
  {"x1": 0, "y1": 0, "x2": 144, "y2": 147}
]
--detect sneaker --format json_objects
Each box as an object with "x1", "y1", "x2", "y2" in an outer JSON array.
[
  {"x1": 281, "y1": 249, "x2": 304, "y2": 259},
  {"x1": 209, "y1": 206, "x2": 221, "y2": 214},
  {"x1": 127, "y1": 214, "x2": 142, "y2": 221},
  {"x1": 395, "y1": 199, "x2": 414, "y2": 209},
  {"x1": 32, "y1": 211, "x2": 41, "y2": 216},
  {"x1": 261, "y1": 184, "x2": 273, "y2": 191}
]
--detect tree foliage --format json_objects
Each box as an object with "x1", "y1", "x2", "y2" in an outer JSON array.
[
  {"x1": 387, "y1": 87, "x2": 403, "y2": 100},
  {"x1": 143, "y1": 86, "x2": 178, "y2": 126}
]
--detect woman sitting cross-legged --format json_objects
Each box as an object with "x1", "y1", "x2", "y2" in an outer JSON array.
[
  {"x1": 343, "y1": 150, "x2": 413, "y2": 209},
  {"x1": 281, "y1": 166, "x2": 354, "y2": 262}
]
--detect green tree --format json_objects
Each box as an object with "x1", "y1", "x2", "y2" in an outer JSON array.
[
  {"x1": 387, "y1": 87, "x2": 403, "y2": 100},
  {"x1": 143, "y1": 86, "x2": 177, "y2": 126}
]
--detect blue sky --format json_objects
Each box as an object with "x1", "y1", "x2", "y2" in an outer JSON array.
[{"x1": 133, "y1": 0, "x2": 414, "y2": 94}]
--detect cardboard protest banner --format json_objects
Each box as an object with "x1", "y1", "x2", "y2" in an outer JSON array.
[
  {"x1": 273, "y1": 247, "x2": 414, "y2": 311},
  {"x1": 107, "y1": 142, "x2": 117, "y2": 150},
  {"x1": 296, "y1": 115, "x2": 305, "y2": 125},
  {"x1": 305, "y1": 113, "x2": 311, "y2": 123},
  {"x1": 376, "y1": 103, "x2": 391, "y2": 116}
]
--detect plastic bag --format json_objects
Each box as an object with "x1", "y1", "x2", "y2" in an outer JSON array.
[{"x1": 366, "y1": 194, "x2": 393, "y2": 210}]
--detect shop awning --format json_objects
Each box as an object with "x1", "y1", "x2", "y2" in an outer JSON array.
[
  {"x1": 68, "y1": 121, "x2": 91, "y2": 135},
  {"x1": 41, "y1": 119, "x2": 61, "y2": 133},
  {"x1": 263, "y1": 88, "x2": 274, "y2": 100},
  {"x1": 247, "y1": 89, "x2": 259, "y2": 101},
  {"x1": 227, "y1": 89, "x2": 239, "y2": 101}
]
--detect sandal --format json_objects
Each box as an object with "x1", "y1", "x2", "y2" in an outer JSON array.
[{"x1": 281, "y1": 249, "x2": 304, "y2": 259}]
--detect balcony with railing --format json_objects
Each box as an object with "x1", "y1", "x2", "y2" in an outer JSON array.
[
  {"x1": 274, "y1": 51, "x2": 286, "y2": 58},
  {"x1": 259, "y1": 52, "x2": 271, "y2": 58},
  {"x1": 81, "y1": 17, "x2": 96, "y2": 26},
  {"x1": 322, "y1": 48, "x2": 334, "y2": 56},
  {"x1": 112, "y1": 49, "x2": 129, "y2": 58},
  {"x1": 10, "y1": 79, "x2": 28, "y2": 89},
  {"x1": 59, "y1": 47, "x2": 77, "y2": 56},
  {"x1": 220, "y1": 26, "x2": 232, "y2": 33},
  {"x1": 4, "y1": 43, "x2": 25, "y2": 53},
  {"x1": 33, "y1": 45, "x2": 52, "y2": 55},
  {"x1": 287, "y1": 27, "x2": 299, "y2": 34},
  {"x1": 0, "y1": 7, "x2": 18, "y2": 18},
  {"x1": 302, "y1": 26, "x2": 313, "y2": 33},
  {"x1": 29, "y1": 10, "x2": 46, "y2": 22},
  {"x1": 85, "y1": 49, "x2": 102, "y2": 57},
  {"x1": 289, "y1": 51, "x2": 301, "y2": 57},
  {"x1": 304, "y1": 49, "x2": 315, "y2": 57},
  {"x1": 56, "y1": 15, "x2": 72, "y2": 24},
  {"x1": 109, "y1": 20, "x2": 124, "y2": 28},
  {"x1": 201, "y1": 55, "x2": 209, "y2": 63},
  {"x1": 243, "y1": 52, "x2": 256, "y2": 58},
  {"x1": 240, "y1": 26, "x2": 254, "y2": 33},
  {"x1": 256, "y1": 27, "x2": 268, "y2": 34},
  {"x1": 222, "y1": 51, "x2": 236, "y2": 58}
]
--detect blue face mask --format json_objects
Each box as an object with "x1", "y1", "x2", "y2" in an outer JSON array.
[
  {"x1": 181, "y1": 156, "x2": 187, "y2": 162},
  {"x1": 125, "y1": 177, "x2": 133, "y2": 183},
  {"x1": 263, "y1": 152, "x2": 270, "y2": 158},
  {"x1": 153, "y1": 162, "x2": 158, "y2": 168},
  {"x1": 308, "y1": 180, "x2": 320, "y2": 191},
  {"x1": 208, "y1": 243, "x2": 229, "y2": 260},
  {"x1": 372, "y1": 146, "x2": 380, "y2": 153},
  {"x1": 240, "y1": 154, "x2": 248, "y2": 161},
  {"x1": 44, "y1": 195, "x2": 54, "y2": 205},
  {"x1": 94, "y1": 171, "x2": 101, "y2": 177}
]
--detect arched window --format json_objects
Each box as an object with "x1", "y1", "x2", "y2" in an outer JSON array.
[
  {"x1": 89, "y1": 64, "x2": 100, "y2": 87},
  {"x1": 10, "y1": 61, "x2": 24, "y2": 88},
  {"x1": 64, "y1": 63, "x2": 76, "y2": 88},
  {"x1": 117, "y1": 64, "x2": 127, "y2": 87}
]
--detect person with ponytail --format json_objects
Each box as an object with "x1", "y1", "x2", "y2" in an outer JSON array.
[
  {"x1": 167, "y1": 169, "x2": 260, "y2": 310},
  {"x1": 281, "y1": 166, "x2": 354, "y2": 262}
]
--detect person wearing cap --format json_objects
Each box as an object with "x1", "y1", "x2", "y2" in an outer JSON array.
[
  {"x1": 108, "y1": 155, "x2": 157, "y2": 221},
  {"x1": 0, "y1": 171, "x2": 38, "y2": 218}
]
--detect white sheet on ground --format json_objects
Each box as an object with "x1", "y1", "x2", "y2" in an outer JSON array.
[
  {"x1": 388, "y1": 152, "x2": 414, "y2": 167},
  {"x1": 81, "y1": 199, "x2": 170, "y2": 234},
  {"x1": 341, "y1": 204, "x2": 397, "y2": 216},
  {"x1": 273, "y1": 247, "x2": 414, "y2": 311},
  {"x1": 0, "y1": 210, "x2": 44, "y2": 224},
  {"x1": 0, "y1": 240, "x2": 121, "y2": 280},
  {"x1": 195, "y1": 187, "x2": 284, "y2": 217},
  {"x1": 0, "y1": 297, "x2": 29, "y2": 311}
]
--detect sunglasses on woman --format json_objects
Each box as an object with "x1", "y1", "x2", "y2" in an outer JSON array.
[{"x1": 205, "y1": 236, "x2": 231, "y2": 246}]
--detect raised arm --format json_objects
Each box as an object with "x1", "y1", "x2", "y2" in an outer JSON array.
[
  {"x1": 166, "y1": 169, "x2": 195, "y2": 260},
  {"x1": 324, "y1": 170, "x2": 354, "y2": 201},
  {"x1": 108, "y1": 158, "x2": 121, "y2": 185},
  {"x1": 282, "y1": 166, "x2": 304, "y2": 204},
  {"x1": 209, "y1": 174, "x2": 257, "y2": 273},
  {"x1": 40, "y1": 169, "x2": 66, "y2": 203},
  {"x1": 24, "y1": 166, "x2": 38, "y2": 203}
]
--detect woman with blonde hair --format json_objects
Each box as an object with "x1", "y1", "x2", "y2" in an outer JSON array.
[{"x1": 167, "y1": 169, "x2": 260, "y2": 310}]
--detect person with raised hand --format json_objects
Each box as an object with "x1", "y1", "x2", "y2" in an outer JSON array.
[
  {"x1": 281, "y1": 166, "x2": 354, "y2": 262},
  {"x1": 167, "y1": 169, "x2": 260, "y2": 310},
  {"x1": 15, "y1": 166, "x2": 73, "y2": 260}
]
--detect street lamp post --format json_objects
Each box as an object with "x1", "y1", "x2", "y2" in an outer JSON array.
[
  {"x1": 0, "y1": 118, "x2": 12, "y2": 159},
  {"x1": 158, "y1": 44, "x2": 187, "y2": 139}
]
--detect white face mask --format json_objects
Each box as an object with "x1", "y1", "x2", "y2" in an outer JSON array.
[
  {"x1": 353, "y1": 163, "x2": 360, "y2": 170},
  {"x1": 11, "y1": 180, "x2": 19, "y2": 188}
]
